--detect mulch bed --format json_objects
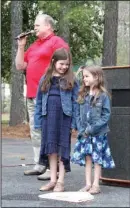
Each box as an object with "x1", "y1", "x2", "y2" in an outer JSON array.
[{"x1": 2, "y1": 124, "x2": 77, "y2": 139}]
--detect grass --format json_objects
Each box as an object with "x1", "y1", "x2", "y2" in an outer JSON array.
[{"x1": 2, "y1": 113, "x2": 9, "y2": 124}]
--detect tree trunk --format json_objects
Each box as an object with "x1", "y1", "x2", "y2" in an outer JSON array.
[
  {"x1": 102, "y1": 1, "x2": 118, "y2": 66},
  {"x1": 10, "y1": 1, "x2": 26, "y2": 126},
  {"x1": 59, "y1": 1, "x2": 70, "y2": 43}
]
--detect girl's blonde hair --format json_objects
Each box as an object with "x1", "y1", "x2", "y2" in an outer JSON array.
[
  {"x1": 77, "y1": 65, "x2": 110, "y2": 104},
  {"x1": 41, "y1": 48, "x2": 75, "y2": 92}
]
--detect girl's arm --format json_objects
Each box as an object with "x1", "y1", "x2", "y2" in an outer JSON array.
[
  {"x1": 85, "y1": 95, "x2": 111, "y2": 135},
  {"x1": 34, "y1": 76, "x2": 45, "y2": 129}
]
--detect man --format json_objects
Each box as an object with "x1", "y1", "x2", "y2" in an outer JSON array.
[{"x1": 15, "y1": 14, "x2": 69, "y2": 180}]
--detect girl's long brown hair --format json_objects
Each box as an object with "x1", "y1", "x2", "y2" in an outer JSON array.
[
  {"x1": 41, "y1": 48, "x2": 75, "y2": 92},
  {"x1": 77, "y1": 65, "x2": 111, "y2": 104}
]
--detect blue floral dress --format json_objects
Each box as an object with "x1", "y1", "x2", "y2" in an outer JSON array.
[{"x1": 71, "y1": 133, "x2": 115, "y2": 168}]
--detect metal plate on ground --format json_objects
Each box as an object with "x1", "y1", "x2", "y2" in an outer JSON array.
[{"x1": 38, "y1": 192, "x2": 94, "y2": 203}]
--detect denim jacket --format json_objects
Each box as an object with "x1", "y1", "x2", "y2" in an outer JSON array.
[
  {"x1": 76, "y1": 92, "x2": 111, "y2": 136},
  {"x1": 34, "y1": 75, "x2": 79, "y2": 130}
]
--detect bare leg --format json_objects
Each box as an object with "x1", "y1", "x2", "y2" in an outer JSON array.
[
  {"x1": 85, "y1": 155, "x2": 92, "y2": 186},
  {"x1": 79, "y1": 155, "x2": 92, "y2": 191},
  {"x1": 39, "y1": 153, "x2": 57, "y2": 191},
  {"x1": 57, "y1": 158, "x2": 65, "y2": 184},
  {"x1": 93, "y1": 163, "x2": 101, "y2": 187},
  {"x1": 53, "y1": 157, "x2": 65, "y2": 192},
  {"x1": 88, "y1": 163, "x2": 101, "y2": 194},
  {"x1": 49, "y1": 153, "x2": 58, "y2": 183}
]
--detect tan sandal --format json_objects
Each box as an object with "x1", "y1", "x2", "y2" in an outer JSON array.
[
  {"x1": 53, "y1": 182, "x2": 65, "y2": 192},
  {"x1": 79, "y1": 185, "x2": 91, "y2": 192},
  {"x1": 88, "y1": 185, "x2": 101, "y2": 195},
  {"x1": 39, "y1": 181, "x2": 56, "y2": 191}
]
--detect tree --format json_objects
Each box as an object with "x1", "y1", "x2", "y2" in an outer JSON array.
[
  {"x1": 1, "y1": 0, "x2": 39, "y2": 82},
  {"x1": 1, "y1": 1, "x2": 11, "y2": 82},
  {"x1": 58, "y1": 1, "x2": 70, "y2": 43},
  {"x1": 67, "y1": 2, "x2": 104, "y2": 64},
  {"x1": 102, "y1": 1, "x2": 119, "y2": 66},
  {"x1": 117, "y1": 1, "x2": 129, "y2": 65},
  {"x1": 9, "y1": 1, "x2": 26, "y2": 126},
  {"x1": 39, "y1": 1, "x2": 104, "y2": 65}
]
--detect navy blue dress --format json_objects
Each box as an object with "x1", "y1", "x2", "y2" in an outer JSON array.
[{"x1": 39, "y1": 76, "x2": 71, "y2": 172}]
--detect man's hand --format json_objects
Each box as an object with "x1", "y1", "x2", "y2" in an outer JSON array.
[{"x1": 17, "y1": 35, "x2": 27, "y2": 47}]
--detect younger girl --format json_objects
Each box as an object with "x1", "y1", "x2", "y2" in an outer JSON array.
[
  {"x1": 71, "y1": 66, "x2": 115, "y2": 194},
  {"x1": 34, "y1": 48, "x2": 79, "y2": 192}
]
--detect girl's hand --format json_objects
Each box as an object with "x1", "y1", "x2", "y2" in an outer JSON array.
[
  {"x1": 70, "y1": 128, "x2": 76, "y2": 134},
  {"x1": 82, "y1": 132, "x2": 88, "y2": 138},
  {"x1": 76, "y1": 68, "x2": 82, "y2": 76},
  {"x1": 78, "y1": 130, "x2": 88, "y2": 138}
]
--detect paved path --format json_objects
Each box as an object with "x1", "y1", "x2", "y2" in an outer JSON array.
[{"x1": 2, "y1": 138, "x2": 130, "y2": 207}]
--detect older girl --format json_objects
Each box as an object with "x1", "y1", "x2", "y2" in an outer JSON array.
[{"x1": 34, "y1": 48, "x2": 79, "y2": 192}]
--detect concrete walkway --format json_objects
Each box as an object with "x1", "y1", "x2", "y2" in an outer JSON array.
[{"x1": 2, "y1": 138, "x2": 130, "y2": 207}]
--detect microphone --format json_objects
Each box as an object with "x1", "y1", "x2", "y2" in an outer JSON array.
[{"x1": 15, "y1": 30, "x2": 35, "y2": 40}]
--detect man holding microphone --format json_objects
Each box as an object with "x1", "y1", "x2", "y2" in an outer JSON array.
[{"x1": 15, "y1": 13, "x2": 69, "y2": 180}]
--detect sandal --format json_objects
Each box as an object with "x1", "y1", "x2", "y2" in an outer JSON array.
[
  {"x1": 39, "y1": 181, "x2": 56, "y2": 191},
  {"x1": 88, "y1": 185, "x2": 101, "y2": 195},
  {"x1": 79, "y1": 185, "x2": 91, "y2": 192},
  {"x1": 53, "y1": 182, "x2": 65, "y2": 192}
]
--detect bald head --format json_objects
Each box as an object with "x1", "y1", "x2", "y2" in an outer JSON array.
[
  {"x1": 35, "y1": 14, "x2": 55, "y2": 31},
  {"x1": 34, "y1": 14, "x2": 55, "y2": 38}
]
